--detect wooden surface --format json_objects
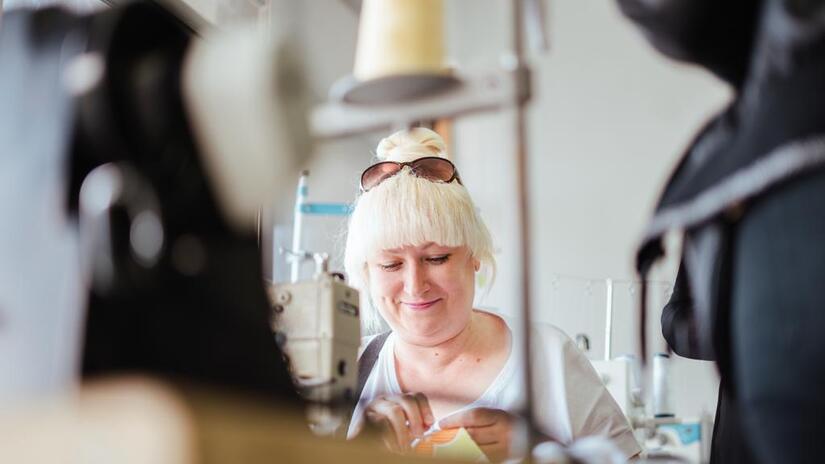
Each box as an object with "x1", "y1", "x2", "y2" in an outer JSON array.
[{"x1": 0, "y1": 376, "x2": 456, "y2": 464}]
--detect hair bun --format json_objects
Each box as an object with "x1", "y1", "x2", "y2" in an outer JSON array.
[{"x1": 375, "y1": 127, "x2": 447, "y2": 162}]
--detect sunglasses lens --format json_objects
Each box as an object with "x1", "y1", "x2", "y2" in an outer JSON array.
[
  {"x1": 361, "y1": 162, "x2": 401, "y2": 191},
  {"x1": 411, "y1": 158, "x2": 455, "y2": 182}
]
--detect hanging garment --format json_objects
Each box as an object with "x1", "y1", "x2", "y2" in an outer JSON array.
[{"x1": 624, "y1": 1, "x2": 825, "y2": 462}]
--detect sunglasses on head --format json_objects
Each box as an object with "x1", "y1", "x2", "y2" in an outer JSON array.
[{"x1": 360, "y1": 156, "x2": 462, "y2": 192}]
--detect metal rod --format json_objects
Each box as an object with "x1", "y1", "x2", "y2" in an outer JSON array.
[
  {"x1": 290, "y1": 170, "x2": 309, "y2": 282},
  {"x1": 604, "y1": 278, "x2": 614, "y2": 361},
  {"x1": 525, "y1": 0, "x2": 550, "y2": 52},
  {"x1": 511, "y1": 0, "x2": 539, "y2": 449}
]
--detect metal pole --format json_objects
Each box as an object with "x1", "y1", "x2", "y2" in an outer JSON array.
[
  {"x1": 511, "y1": 0, "x2": 538, "y2": 450},
  {"x1": 604, "y1": 278, "x2": 614, "y2": 361},
  {"x1": 290, "y1": 170, "x2": 309, "y2": 282}
]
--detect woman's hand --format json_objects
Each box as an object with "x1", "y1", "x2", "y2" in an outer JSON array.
[
  {"x1": 364, "y1": 393, "x2": 435, "y2": 453},
  {"x1": 438, "y1": 407, "x2": 516, "y2": 462}
]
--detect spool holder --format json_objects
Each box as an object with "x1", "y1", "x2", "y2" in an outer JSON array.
[{"x1": 312, "y1": 64, "x2": 530, "y2": 139}]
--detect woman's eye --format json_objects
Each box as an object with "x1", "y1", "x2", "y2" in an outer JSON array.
[
  {"x1": 379, "y1": 262, "x2": 401, "y2": 271},
  {"x1": 426, "y1": 254, "x2": 450, "y2": 264}
]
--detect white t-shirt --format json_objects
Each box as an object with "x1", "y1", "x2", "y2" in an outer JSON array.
[{"x1": 347, "y1": 312, "x2": 641, "y2": 459}]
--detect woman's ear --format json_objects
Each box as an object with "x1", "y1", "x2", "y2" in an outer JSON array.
[{"x1": 473, "y1": 259, "x2": 481, "y2": 272}]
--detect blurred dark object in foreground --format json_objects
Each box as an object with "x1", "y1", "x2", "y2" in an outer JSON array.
[{"x1": 0, "y1": 2, "x2": 298, "y2": 403}]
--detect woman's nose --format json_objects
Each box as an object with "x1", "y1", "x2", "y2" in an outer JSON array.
[{"x1": 403, "y1": 263, "x2": 430, "y2": 296}]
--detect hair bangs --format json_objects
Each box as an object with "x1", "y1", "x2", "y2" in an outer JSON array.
[{"x1": 363, "y1": 173, "x2": 476, "y2": 253}]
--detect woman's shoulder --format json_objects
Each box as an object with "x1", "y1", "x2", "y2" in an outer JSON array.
[
  {"x1": 477, "y1": 309, "x2": 577, "y2": 352},
  {"x1": 477, "y1": 308, "x2": 570, "y2": 335}
]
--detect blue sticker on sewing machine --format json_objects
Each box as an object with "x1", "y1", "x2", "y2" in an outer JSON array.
[
  {"x1": 660, "y1": 423, "x2": 701, "y2": 445},
  {"x1": 299, "y1": 203, "x2": 353, "y2": 216}
]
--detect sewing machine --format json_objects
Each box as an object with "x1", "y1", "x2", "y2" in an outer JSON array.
[{"x1": 266, "y1": 199, "x2": 362, "y2": 436}]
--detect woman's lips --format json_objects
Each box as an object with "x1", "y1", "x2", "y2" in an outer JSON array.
[{"x1": 402, "y1": 298, "x2": 442, "y2": 311}]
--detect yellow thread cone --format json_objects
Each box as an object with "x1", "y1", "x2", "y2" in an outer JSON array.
[{"x1": 354, "y1": 0, "x2": 446, "y2": 80}]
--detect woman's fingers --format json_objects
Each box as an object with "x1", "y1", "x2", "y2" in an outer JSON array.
[
  {"x1": 365, "y1": 399, "x2": 413, "y2": 451},
  {"x1": 387, "y1": 393, "x2": 432, "y2": 438},
  {"x1": 438, "y1": 407, "x2": 498, "y2": 429},
  {"x1": 465, "y1": 423, "x2": 511, "y2": 462},
  {"x1": 374, "y1": 415, "x2": 404, "y2": 453},
  {"x1": 438, "y1": 408, "x2": 514, "y2": 461},
  {"x1": 364, "y1": 393, "x2": 435, "y2": 452},
  {"x1": 464, "y1": 423, "x2": 508, "y2": 446},
  {"x1": 413, "y1": 392, "x2": 435, "y2": 430}
]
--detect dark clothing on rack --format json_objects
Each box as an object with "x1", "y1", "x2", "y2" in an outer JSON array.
[
  {"x1": 730, "y1": 170, "x2": 825, "y2": 463},
  {"x1": 616, "y1": 0, "x2": 759, "y2": 87},
  {"x1": 662, "y1": 267, "x2": 757, "y2": 464},
  {"x1": 664, "y1": 169, "x2": 825, "y2": 464},
  {"x1": 622, "y1": 0, "x2": 825, "y2": 462}
]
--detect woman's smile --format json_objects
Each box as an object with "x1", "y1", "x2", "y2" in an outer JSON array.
[{"x1": 401, "y1": 297, "x2": 443, "y2": 311}]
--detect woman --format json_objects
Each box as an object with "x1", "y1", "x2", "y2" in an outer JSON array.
[{"x1": 344, "y1": 128, "x2": 640, "y2": 461}]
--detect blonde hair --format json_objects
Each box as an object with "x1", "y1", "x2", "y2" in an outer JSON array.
[{"x1": 344, "y1": 127, "x2": 495, "y2": 334}]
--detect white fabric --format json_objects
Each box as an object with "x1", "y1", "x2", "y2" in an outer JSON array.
[{"x1": 347, "y1": 312, "x2": 641, "y2": 459}]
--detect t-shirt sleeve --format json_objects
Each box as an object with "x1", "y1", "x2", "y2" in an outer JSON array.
[{"x1": 533, "y1": 324, "x2": 642, "y2": 459}]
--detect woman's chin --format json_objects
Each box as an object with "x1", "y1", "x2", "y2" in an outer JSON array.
[
  {"x1": 388, "y1": 306, "x2": 471, "y2": 346},
  {"x1": 399, "y1": 321, "x2": 463, "y2": 347}
]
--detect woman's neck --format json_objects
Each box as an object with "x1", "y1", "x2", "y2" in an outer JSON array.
[{"x1": 393, "y1": 311, "x2": 488, "y2": 371}]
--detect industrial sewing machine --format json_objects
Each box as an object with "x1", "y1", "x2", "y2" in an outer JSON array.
[
  {"x1": 265, "y1": 172, "x2": 362, "y2": 436},
  {"x1": 267, "y1": 263, "x2": 361, "y2": 435}
]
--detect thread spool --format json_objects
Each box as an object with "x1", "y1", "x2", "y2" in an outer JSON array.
[
  {"x1": 355, "y1": 0, "x2": 445, "y2": 79},
  {"x1": 332, "y1": 0, "x2": 458, "y2": 104},
  {"x1": 652, "y1": 352, "x2": 674, "y2": 418}
]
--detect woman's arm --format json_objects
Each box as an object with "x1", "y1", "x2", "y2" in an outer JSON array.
[{"x1": 533, "y1": 324, "x2": 642, "y2": 459}]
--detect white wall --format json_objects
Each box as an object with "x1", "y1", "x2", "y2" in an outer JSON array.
[
  {"x1": 448, "y1": 0, "x2": 727, "y2": 420},
  {"x1": 284, "y1": 0, "x2": 728, "y2": 422}
]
